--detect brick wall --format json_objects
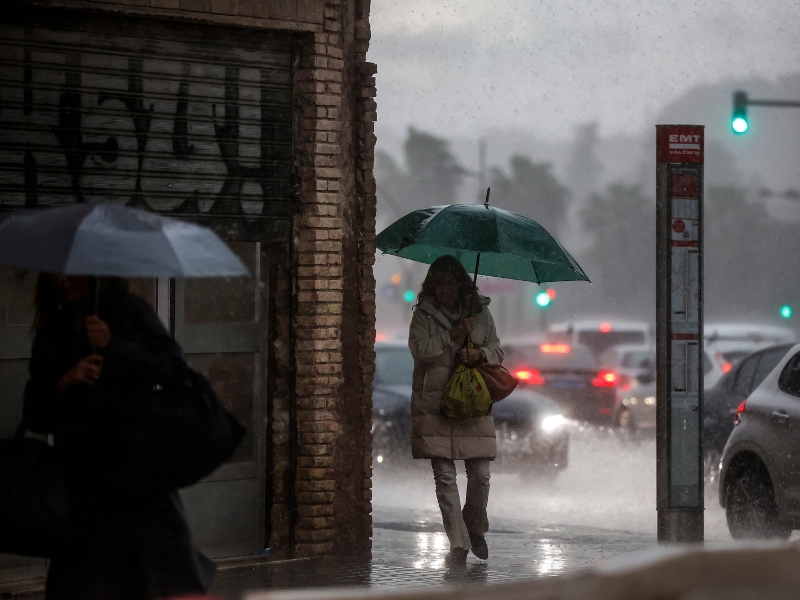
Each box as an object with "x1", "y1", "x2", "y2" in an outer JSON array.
[{"x1": 289, "y1": 0, "x2": 376, "y2": 557}]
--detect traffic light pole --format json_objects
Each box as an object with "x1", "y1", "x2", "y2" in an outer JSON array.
[
  {"x1": 744, "y1": 99, "x2": 800, "y2": 108},
  {"x1": 732, "y1": 91, "x2": 800, "y2": 133},
  {"x1": 656, "y1": 125, "x2": 705, "y2": 542}
]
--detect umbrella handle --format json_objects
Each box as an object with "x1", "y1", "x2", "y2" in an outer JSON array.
[
  {"x1": 464, "y1": 252, "x2": 481, "y2": 347},
  {"x1": 90, "y1": 276, "x2": 100, "y2": 354},
  {"x1": 93, "y1": 276, "x2": 100, "y2": 316}
]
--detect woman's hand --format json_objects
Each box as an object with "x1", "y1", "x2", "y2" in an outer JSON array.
[
  {"x1": 86, "y1": 315, "x2": 111, "y2": 349},
  {"x1": 458, "y1": 347, "x2": 483, "y2": 365},
  {"x1": 448, "y1": 317, "x2": 475, "y2": 342},
  {"x1": 57, "y1": 354, "x2": 105, "y2": 392}
]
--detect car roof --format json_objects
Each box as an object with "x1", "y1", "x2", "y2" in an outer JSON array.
[
  {"x1": 747, "y1": 343, "x2": 800, "y2": 398},
  {"x1": 601, "y1": 344, "x2": 654, "y2": 354},
  {"x1": 704, "y1": 323, "x2": 796, "y2": 342},
  {"x1": 549, "y1": 320, "x2": 652, "y2": 331}
]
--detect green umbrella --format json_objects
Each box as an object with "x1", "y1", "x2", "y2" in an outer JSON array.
[{"x1": 376, "y1": 189, "x2": 590, "y2": 286}]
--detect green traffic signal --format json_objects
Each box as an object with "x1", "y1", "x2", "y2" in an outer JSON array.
[
  {"x1": 403, "y1": 289, "x2": 416, "y2": 303},
  {"x1": 780, "y1": 305, "x2": 792, "y2": 319},
  {"x1": 535, "y1": 291, "x2": 551, "y2": 308},
  {"x1": 732, "y1": 91, "x2": 748, "y2": 134}
]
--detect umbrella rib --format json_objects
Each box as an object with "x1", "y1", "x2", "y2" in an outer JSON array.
[
  {"x1": 160, "y1": 227, "x2": 188, "y2": 276},
  {"x1": 530, "y1": 259, "x2": 540, "y2": 284}
]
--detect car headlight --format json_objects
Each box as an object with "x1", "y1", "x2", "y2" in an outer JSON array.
[{"x1": 541, "y1": 414, "x2": 566, "y2": 434}]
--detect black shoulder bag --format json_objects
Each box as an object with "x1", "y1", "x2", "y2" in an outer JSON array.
[
  {"x1": 105, "y1": 368, "x2": 246, "y2": 494},
  {"x1": 0, "y1": 423, "x2": 73, "y2": 557}
]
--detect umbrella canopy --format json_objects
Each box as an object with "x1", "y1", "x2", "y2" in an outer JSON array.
[
  {"x1": 375, "y1": 202, "x2": 589, "y2": 284},
  {"x1": 0, "y1": 203, "x2": 249, "y2": 278}
]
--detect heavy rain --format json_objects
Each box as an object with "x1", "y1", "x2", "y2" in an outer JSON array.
[{"x1": 0, "y1": 0, "x2": 799, "y2": 598}]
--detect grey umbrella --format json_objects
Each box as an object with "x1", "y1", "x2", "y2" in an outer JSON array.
[{"x1": 0, "y1": 203, "x2": 249, "y2": 278}]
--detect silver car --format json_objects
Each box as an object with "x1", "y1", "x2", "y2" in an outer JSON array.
[{"x1": 719, "y1": 343, "x2": 800, "y2": 539}]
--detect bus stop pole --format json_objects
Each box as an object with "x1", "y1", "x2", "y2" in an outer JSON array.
[{"x1": 656, "y1": 125, "x2": 705, "y2": 542}]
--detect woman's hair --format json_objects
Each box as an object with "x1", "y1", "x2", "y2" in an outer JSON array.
[
  {"x1": 416, "y1": 255, "x2": 483, "y2": 313},
  {"x1": 33, "y1": 274, "x2": 129, "y2": 332}
]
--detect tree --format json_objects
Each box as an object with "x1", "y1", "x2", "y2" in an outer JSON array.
[
  {"x1": 704, "y1": 186, "x2": 800, "y2": 321},
  {"x1": 580, "y1": 184, "x2": 655, "y2": 316},
  {"x1": 567, "y1": 122, "x2": 602, "y2": 203},
  {"x1": 489, "y1": 156, "x2": 569, "y2": 234},
  {"x1": 375, "y1": 128, "x2": 465, "y2": 219},
  {"x1": 403, "y1": 127, "x2": 465, "y2": 208}
]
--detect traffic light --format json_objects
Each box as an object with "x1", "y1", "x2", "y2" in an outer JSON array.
[
  {"x1": 403, "y1": 289, "x2": 416, "y2": 303},
  {"x1": 535, "y1": 291, "x2": 551, "y2": 308},
  {"x1": 732, "y1": 91, "x2": 748, "y2": 134},
  {"x1": 780, "y1": 305, "x2": 792, "y2": 319}
]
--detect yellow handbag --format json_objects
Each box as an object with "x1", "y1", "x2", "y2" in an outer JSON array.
[{"x1": 441, "y1": 344, "x2": 493, "y2": 419}]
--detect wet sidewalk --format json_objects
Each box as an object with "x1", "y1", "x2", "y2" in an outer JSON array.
[{"x1": 212, "y1": 512, "x2": 657, "y2": 598}]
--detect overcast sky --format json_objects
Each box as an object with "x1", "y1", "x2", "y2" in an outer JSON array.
[{"x1": 368, "y1": 0, "x2": 800, "y2": 142}]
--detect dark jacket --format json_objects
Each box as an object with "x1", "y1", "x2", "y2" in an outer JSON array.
[{"x1": 23, "y1": 291, "x2": 215, "y2": 600}]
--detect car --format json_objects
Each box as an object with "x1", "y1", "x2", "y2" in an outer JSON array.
[
  {"x1": 703, "y1": 344, "x2": 794, "y2": 465},
  {"x1": 504, "y1": 339, "x2": 618, "y2": 424},
  {"x1": 614, "y1": 373, "x2": 656, "y2": 433},
  {"x1": 610, "y1": 344, "x2": 753, "y2": 434},
  {"x1": 719, "y1": 343, "x2": 800, "y2": 539},
  {"x1": 548, "y1": 320, "x2": 653, "y2": 358},
  {"x1": 371, "y1": 341, "x2": 569, "y2": 473},
  {"x1": 599, "y1": 344, "x2": 654, "y2": 389},
  {"x1": 705, "y1": 323, "x2": 796, "y2": 375},
  {"x1": 702, "y1": 346, "x2": 728, "y2": 389}
]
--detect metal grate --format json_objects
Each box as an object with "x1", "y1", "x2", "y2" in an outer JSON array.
[{"x1": 0, "y1": 5, "x2": 293, "y2": 218}]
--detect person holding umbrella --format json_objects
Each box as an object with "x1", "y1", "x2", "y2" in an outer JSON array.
[
  {"x1": 378, "y1": 189, "x2": 590, "y2": 567},
  {"x1": 25, "y1": 274, "x2": 216, "y2": 599},
  {"x1": 0, "y1": 203, "x2": 249, "y2": 599},
  {"x1": 409, "y1": 255, "x2": 503, "y2": 566}
]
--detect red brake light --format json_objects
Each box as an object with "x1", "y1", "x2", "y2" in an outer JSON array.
[
  {"x1": 540, "y1": 343, "x2": 571, "y2": 354},
  {"x1": 599, "y1": 322, "x2": 612, "y2": 333},
  {"x1": 618, "y1": 374, "x2": 632, "y2": 390},
  {"x1": 721, "y1": 362, "x2": 732, "y2": 373},
  {"x1": 593, "y1": 370, "x2": 618, "y2": 387},
  {"x1": 514, "y1": 369, "x2": 545, "y2": 385},
  {"x1": 734, "y1": 400, "x2": 746, "y2": 426}
]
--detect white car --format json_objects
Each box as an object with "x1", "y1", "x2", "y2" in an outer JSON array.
[
  {"x1": 548, "y1": 320, "x2": 652, "y2": 358},
  {"x1": 599, "y1": 344, "x2": 654, "y2": 386},
  {"x1": 719, "y1": 342, "x2": 800, "y2": 539},
  {"x1": 612, "y1": 345, "x2": 730, "y2": 432}
]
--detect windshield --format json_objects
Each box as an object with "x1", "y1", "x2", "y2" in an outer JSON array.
[
  {"x1": 374, "y1": 347, "x2": 414, "y2": 385},
  {"x1": 505, "y1": 344, "x2": 597, "y2": 370},
  {"x1": 621, "y1": 351, "x2": 653, "y2": 369},
  {"x1": 578, "y1": 331, "x2": 646, "y2": 356}
]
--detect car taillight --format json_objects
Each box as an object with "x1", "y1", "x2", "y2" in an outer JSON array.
[
  {"x1": 592, "y1": 370, "x2": 618, "y2": 387},
  {"x1": 734, "y1": 400, "x2": 746, "y2": 426},
  {"x1": 715, "y1": 352, "x2": 733, "y2": 373},
  {"x1": 618, "y1": 374, "x2": 632, "y2": 390},
  {"x1": 514, "y1": 369, "x2": 545, "y2": 385}
]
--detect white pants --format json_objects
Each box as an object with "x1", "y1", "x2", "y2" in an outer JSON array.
[{"x1": 430, "y1": 458, "x2": 491, "y2": 550}]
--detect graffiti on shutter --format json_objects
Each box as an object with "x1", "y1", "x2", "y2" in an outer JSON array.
[{"x1": 0, "y1": 9, "x2": 293, "y2": 218}]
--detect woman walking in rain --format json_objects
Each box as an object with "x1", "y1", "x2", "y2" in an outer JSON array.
[
  {"x1": 408, "y1": 255, "x2": 504, "y2": 566},
  {"x1": 23, "y1": 274, "x2": 216, "y2": 600}
]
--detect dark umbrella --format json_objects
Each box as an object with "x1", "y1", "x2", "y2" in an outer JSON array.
[{"x1": 0, "y1": 203, "x2": 249, "y2": 278}]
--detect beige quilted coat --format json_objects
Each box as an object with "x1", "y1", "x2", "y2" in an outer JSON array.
[{"x1": 407, "y1": 296, "x2": 504, "y2": 460}]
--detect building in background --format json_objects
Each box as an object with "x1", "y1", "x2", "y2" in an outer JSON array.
[{"x1": 0, "y1": 0, "x2": 377, "y2": 586}]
